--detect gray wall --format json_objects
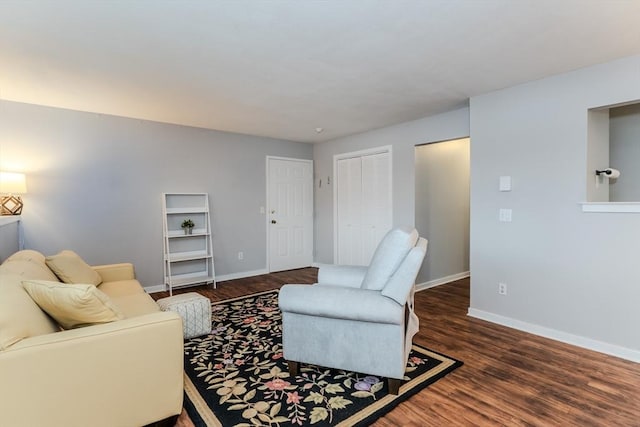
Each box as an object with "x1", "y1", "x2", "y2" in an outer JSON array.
[
  {"x1": 313, "y1": 107, "x2": 470, "y2": 281},
  {"x1": 415, "y1": 138, "x2": 470, "y2": 284},
  {"x1": 469, "y1": 54, "x2": 640, "y2": 354},
  {"x1": 610, "y1": 103, "x2": 640, "y2": 201},
  {"x1": 0, "y1": 100, "x2": 312, "y2": 289},
  {"x1": 0, "y1": 219, "x2": 20, "y2": 262}
]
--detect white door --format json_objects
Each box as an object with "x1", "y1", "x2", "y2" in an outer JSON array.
[
  {"x1": 267, "y1": 157, "x2": 313, "y2": 272},
  {"x1": 361, "y1": 152, "x2": 392, "y2": 262},
  {"x1": 335, "y1": 148, "x2": 392, "y2": 265},
  {"x1": 336, "y1": 157, "x2": 363, "y2": 265}
]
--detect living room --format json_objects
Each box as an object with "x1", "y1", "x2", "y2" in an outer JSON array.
[{"x1": 1, "y1": 1, "x2": 639, "y2": 426}]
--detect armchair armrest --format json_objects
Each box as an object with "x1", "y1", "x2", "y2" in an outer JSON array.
[
  {"x1": 279, "y1": 284, "x2": 403, "y2": 325},
  {"x1": 92, "y1": 262, "x2": 135, "y2": 282},
  {"x1": 0, "y1": 311, "x2": 183, "y2": 426},
  {"x1": 317, "y1": 264, "x2": 368, "y2": 288}
]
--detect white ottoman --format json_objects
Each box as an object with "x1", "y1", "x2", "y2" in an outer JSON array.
[{"x1": 157, "y1": 292, "x2": 212, "y2": 339}]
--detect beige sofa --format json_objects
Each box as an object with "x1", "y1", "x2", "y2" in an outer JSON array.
[{"x1": 0, "y1": 250, "x2": 184, "y2": 427}]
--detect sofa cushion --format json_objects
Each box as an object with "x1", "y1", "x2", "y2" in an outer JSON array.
[
  {"x1": 361, "y1": 227, "x2": 419, "y2": 291},
  {"x1": 110, "y1": 293, "x2": 161, "y2": 318},
  {"x1": 22, "y1": 280, "x2": 124, "y2": 329},
  {"x1": 0, "y1": 272, "x2": 59, "y2": 350},
  {"x1": 1, "y1": 250, "x2": 60, "y2": 282},
  {"x1": 97, "y1": 279, "x2": 147, "y2": 298},
  {"x1": 45, "y1": 250, "x2": 102, "y2": 286}
]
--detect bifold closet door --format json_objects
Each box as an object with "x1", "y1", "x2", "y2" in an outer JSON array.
[
  {"x1": 361, "y1": 152, "x2": 392, "y2": 262},
  {"x1": 336, "y1": 157, "x2": 363, "y2": 265},
  {"x1": 336, "y1": 151, "x2": 391, "y2": 265}
]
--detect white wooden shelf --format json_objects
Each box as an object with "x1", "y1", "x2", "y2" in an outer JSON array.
[
  {"x1": 167, "y1": 229, "x2": 209, "y2": 238},
  {"x1": 165, "y1": 207, "x2": 208, "y2": 214},
  {"x1": 162, "y1": 193, "x2": 216, "y2": 295},
  {"x1": 165, "y1": 251, "x2": 212, "y2": 262},
  {"x1": 166, "y1": 273, "x2": 215, "y2": 287}
]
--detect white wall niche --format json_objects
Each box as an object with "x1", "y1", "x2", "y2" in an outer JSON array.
[{"x1": 584, "y1": 99, "x2": 640, "y2": 213}]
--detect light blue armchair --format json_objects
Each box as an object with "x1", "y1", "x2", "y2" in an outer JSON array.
[{"x1": 278, "y1": 227, "x2": 428, "y2": 395}]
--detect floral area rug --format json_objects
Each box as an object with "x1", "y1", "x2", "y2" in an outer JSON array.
[{"x1": 183, "y1": 290, "x2": 462, "y2": 426}]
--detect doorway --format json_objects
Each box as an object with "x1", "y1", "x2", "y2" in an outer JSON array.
[
  {"x1": 266, "y1": 157, "x2": 313, "y2": 272},
  {"x1": 415, "y1": 138, "x2": 470, "y2": 286}
]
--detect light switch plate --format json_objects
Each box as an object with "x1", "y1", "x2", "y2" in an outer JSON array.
[
  {"x1": 499, "y1": 208, "x2": 512, "y2": 222},
  {"x1": 499, "y1": 176, "x2": 512, "y2": 192}
]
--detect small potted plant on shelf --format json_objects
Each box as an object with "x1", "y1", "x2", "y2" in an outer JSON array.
[{"x1": 181, "y1": 219, "x2": 195, "y2": 235}]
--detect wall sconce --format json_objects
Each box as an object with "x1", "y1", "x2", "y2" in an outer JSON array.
[
  {"x1": 0, "y1": 171, "x2": 28, "y2": 215},
  {"x1": 595, "y1": 168, "x2": 621, "y2": 179}
]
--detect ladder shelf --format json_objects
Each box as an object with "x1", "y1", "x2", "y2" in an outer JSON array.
[{"x1": 162, "y1": 193, "x2": 216, "y2": 296}]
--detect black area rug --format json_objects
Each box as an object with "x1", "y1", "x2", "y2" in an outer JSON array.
[{"x1": 183, "y1": 290, "x2": 462, "y2": 426}]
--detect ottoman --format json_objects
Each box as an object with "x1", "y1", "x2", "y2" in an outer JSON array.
[{"x1": 157, "y1": 292, "x2": 212, "y2": 339}]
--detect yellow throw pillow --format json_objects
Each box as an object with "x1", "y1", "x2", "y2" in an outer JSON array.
[
  {"x1": 22, "y1": 280, "x2": 125, "y2": 329},
  {"x1": 45, "y1": 250, "x2": 102, "y2": 286}
]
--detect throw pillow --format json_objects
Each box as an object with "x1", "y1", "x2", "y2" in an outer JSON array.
[
  {"x1": 45, "y1": 250, "x2": 102, "y2": 286},
  {"x1": 22, "y1": 280, "x2": 125, "y2": 329}
]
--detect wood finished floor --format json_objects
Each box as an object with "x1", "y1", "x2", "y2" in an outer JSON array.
[{"x1": 152, "y1": 269, "x2": 640, "y2": 426}]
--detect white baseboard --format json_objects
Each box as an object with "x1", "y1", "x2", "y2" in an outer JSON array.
[
  {"x1": 467, "y1": 308, "x2": 640, "y2": 363},
  {"x1": 145, "y1": 268, "x2": 269, "y2": 294},
  {"x1": 416, "y1": 271, "x2": 469, "y2": 292},
  {"x1": 145, "y1": 284, "x2": 166, "y2": 293},
  {"x1": 216, "y1": 269, "x2": 268, "y2": 282}
]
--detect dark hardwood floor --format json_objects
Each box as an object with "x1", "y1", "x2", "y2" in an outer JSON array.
[{"x1": 152, "y1": 269, "x2": 640, "y2": 426}]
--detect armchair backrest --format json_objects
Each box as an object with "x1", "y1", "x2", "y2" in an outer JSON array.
[
  {"x1": 381, "y1": 237, "x2": 428, "y2": 305},
  {"x1": 361, "y1": 227, "x2": 419, "y2": 291}
]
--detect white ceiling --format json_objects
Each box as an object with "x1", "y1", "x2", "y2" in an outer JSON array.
[{"x1": 1, "y1": 1, "x2": 639, "y2": 143}]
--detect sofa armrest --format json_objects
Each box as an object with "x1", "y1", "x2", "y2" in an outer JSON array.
[
  {"x1": 317, "y1": 264, "x2": 368, "y2": 288},
  {"x1": 92, "y1": 262, "x2": 135, "y2": 282},
  {"x1": 0, "y1": 311, "x2": 184, "y2": 427},
  {"x1": 279, "y1": 284, "x2": 403, "y2": 324}
]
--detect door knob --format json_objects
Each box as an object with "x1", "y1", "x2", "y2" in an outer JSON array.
[{"x1": 271, "y1": 220, "x2": 277, "y2": 224}]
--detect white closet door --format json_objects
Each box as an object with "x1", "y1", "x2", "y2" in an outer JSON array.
[
  {"x1": 361, "y1": 152, "x2": 392, "y2": 263},
  {"x1": 336, "y1": 149, "x2": 392, "y2": 265},
  {"x1": 336, "y1": 157, "x2": 363, "y2": 265}
]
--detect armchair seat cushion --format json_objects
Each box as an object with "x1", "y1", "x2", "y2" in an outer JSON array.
[
  {"x1": 317, "y1": 264, "x2": 367, "y2": 288},
  {"x1": 279, "y1": 284, "x2": 403, "y2": 325}
]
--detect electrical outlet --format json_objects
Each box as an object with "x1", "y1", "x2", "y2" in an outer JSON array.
[
  {"x1": 238, "y1": 251, "x2": 244, "y2": 260},
  {"x1": 498, "y1": 282, "x2": 507, "y2": 295}
]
